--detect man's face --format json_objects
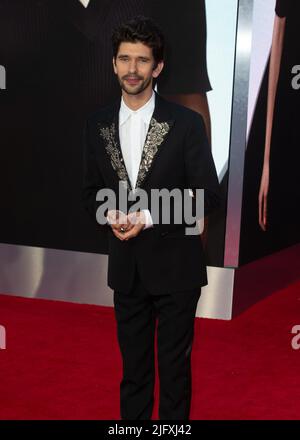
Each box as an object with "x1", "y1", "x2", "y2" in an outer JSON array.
[{"x1": 113, "y1": 41, "x2": 163, "y2": 96}]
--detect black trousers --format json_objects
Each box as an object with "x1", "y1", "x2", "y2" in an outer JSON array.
[{"x1": 113, "y1": 270, "x2": 201, "y2": 420}]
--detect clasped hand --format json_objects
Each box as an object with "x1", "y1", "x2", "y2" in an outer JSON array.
[{"x1": 107, "y1": 210, "x2": 146, "y2": 241}]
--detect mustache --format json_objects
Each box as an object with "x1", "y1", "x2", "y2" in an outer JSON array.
[{"x1": 123, "y1": 75, "x2": 143, "y2": 80}]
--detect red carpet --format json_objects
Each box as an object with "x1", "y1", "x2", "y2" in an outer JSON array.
[{"x1": 0, "y1": 267, "x2": 300, "y2": 419}]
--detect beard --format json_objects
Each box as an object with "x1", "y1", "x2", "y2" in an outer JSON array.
[{"x1": 118, "y1": 74, "x2": 152, "y2": 95}]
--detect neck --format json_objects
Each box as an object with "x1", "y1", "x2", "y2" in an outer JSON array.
[{"x1": 122, "y1": 87, "x2": 153, "y2": 111}]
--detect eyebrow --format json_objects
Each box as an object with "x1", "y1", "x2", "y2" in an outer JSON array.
[{"x1": 117, "y1": 54, "x2": 151, "y2": 60}]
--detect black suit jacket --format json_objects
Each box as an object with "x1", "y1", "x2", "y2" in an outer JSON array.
[{"x1": 83, "y1": 92, "x2": 220, "y2": 294}]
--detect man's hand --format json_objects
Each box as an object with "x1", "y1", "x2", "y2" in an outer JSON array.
[
  {"x1": 107, "y1": 210, "x2": 146, "y2": 241},
  {"x1": 107, "y1": 210, "x2": 133, "y2": 238}
]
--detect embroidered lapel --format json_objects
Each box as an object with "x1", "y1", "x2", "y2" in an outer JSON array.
[
  {"x1": 98, "y1": 92, "x2": 175, "y2": 191},
  {"x1": 98, "y1": 113, "x2": 132, "y2": 192},
  {"x1": 135, "y1": 116, "x2": 173, "y2": 189}
]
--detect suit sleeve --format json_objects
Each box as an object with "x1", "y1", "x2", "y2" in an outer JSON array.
[
  {"x1": 184, "y1": 112, "x2": 221, "y2": 216},
  {"x1": 154, "y1": 0, "x2": 212, "y2": 94},
  {"x1": 82, "y1": 118, "x2": 110, "y2": 229}
]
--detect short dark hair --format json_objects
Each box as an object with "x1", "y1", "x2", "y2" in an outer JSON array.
[{"x1": 112, "y1": 15, "x2": 165, "y2": 68}]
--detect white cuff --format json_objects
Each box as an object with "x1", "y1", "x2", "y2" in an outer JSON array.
[{"x1": 142, "y1": 209, "x2": 153, "y2": 230}]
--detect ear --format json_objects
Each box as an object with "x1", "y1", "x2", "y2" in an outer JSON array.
[
  {"x1": 112, "y1": 57, "x2": 117, "y2": 74},
  {"x1": 152, "y1": 60, "x2": 164, "y2": 79}
]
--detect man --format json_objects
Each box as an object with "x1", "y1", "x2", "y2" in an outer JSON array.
[
  {"x1": 82, "y1": 16, "x2": 220, "y2": 420},
  {"x1": 0, "y1": 0, "x2": 212, "y2": 254}
]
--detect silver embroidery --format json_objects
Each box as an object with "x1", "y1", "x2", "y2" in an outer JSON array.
[
  {"x1": 98, "y1": 122, "x2": 131, "y2": 191},
  {"x1": 135, "y1": 118, "x2": 171, "y2": 188},
  {"x1": 99, "y1": 117, "x2": 171, "y2": 191}
]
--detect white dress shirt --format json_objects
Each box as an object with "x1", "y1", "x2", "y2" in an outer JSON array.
[
  {"x1": 109, "y1": 91, "x2": 155, "y2": 229},
  {"x1": 119, "y1": 91, "x2": 155, "y2": 189},
  {"x1": 78, "y1": 0, "x2": 90, "y2": 7}
]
